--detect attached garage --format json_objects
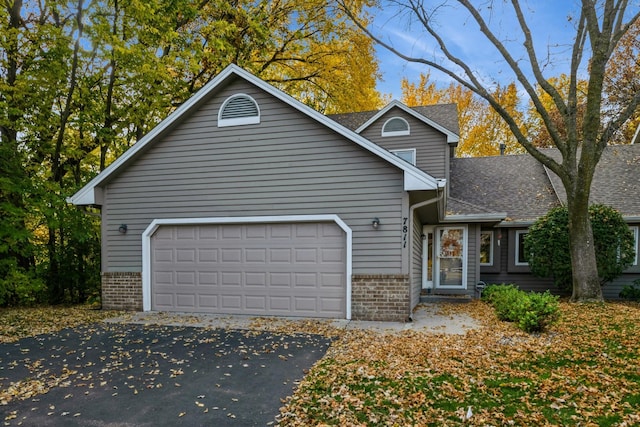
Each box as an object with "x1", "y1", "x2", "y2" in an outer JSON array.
[{"x1": 142, "y1": 217, "x2": 351, "y2": 319}]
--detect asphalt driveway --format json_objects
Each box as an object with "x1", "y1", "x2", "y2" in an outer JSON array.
[{"x1": 0, "y1": 323, "x2": 331, "y2": 426}]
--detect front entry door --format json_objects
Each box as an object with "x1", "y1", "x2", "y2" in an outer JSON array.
[{"x1": 434, "y1": 226, "x2": 467, "y2": 289}]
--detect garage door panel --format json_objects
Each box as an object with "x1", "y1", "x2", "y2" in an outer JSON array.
[
  {"x1": 221, "y1": 272, "x2": 242, "y2": 286},
  {"x1": 270, "y1": 249, "x2": 291, "y2": 263},
  {"x1": 176, "y1": 227, "x2": 196, "y2": 240},
  {"x1": 221, "y1": 248, "x2": 242, "y2": 263},
  {"x1": 154, "y1": 248, "x2": 174, "y2": 263},
  {"x1": 294, "y1": 297, "x2": 317, "y2": 311},
  {"x1": 270, "y1": 273, "x2": 291, "y2": 287},
  {"x1": 320, "y1": 297, "x2": 344, "y2": 314},
  {"x1": 198, "y1": 294, "x2": 218, "y2": 308},
  {"x1": 245, "y1": 272, "x2": 267, "y2": 287},
  {"x1": 321, "y1": 247, "x2": 344, "y2": 263},
  {"x1": 198, "y1": 272, "x2": 218, "y2": 286},
  {"x1": 154, "y1": 271, "x2": 174, "y2": 285},
  {"x1": 176, "y1": 294, "x2": 196, "y2": 308},
  {"x1": 294, "y1": 272, "x2": 318, "y2": 287},
  {"x1": 221, "y1": 295, "x2": 242, "y2": 309},
  {"x1": 176, "y1": 271, "x2": 196, "y2": 285},
  {"x1": 320, "y1": 273, "x2": 345, "y2": 288},
  {"x1": 154, "y1": 293, "x2": 174, "y2": 309},
  {"x1": 151, "y1": 222, "x2": 346, "y2": 318},
  {"x1": 245, "y1": 296, "x2": 267, "y2": 310},
  {"x1": 222, "y1": 225, "x2": 242, "y2": 239}
]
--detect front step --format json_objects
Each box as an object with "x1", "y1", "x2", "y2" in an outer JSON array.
[{"x1": 420, "y1": 293, "x2": 473, "y2": 303}]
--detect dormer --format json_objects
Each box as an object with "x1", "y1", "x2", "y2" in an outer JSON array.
[{"x1": 340, "y1": 101, "x2": 459, "y2": 182}]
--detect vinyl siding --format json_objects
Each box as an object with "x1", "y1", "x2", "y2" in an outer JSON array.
[
  {"x1": 102, "y1": 78, "x2": 406, "y2": 274},
  {"x1": 410, "y1": 211, "x2": 423, "y2": 310},
  {"x1": 359, "y1": 108, "x2": 447, "y2": 179},
  {"x1": 465, "y1": 224, "x2": 478, "y2": 296}
]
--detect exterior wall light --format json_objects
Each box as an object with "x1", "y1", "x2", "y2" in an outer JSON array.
[
  {"x1": 118, "y1": 224, "x2": 128, "y2": 234},
  {"x1": 372, "y1": 218, "x2": 380, "y2": 229}
]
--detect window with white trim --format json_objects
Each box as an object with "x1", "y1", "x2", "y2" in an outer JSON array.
[
  {"x1": 390, "y1": 148, "x2": 416, "y2": 165},
  {"x1": 382, "y1": 117, "x2": 410, "y2": 136},
  {"x1": 218, "y1": 94, "x2": 260, "y2": 127},
  {"x1": 480, "y1": 230, "x2": 493, "y2": 266},
  {"x1": 515, "y1": 230, "x2": 528, "y2": 266}
]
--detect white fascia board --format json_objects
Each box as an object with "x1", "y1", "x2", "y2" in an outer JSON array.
[
  {"x1": 442, "y1": 213, "x2": 508, "y2": 223},
  {"x1": 141, "y1": 214, "x2": 353, "y2": 319},
  {"x1": 355, "y1": 100, "x2": 460, "y2": 144}
]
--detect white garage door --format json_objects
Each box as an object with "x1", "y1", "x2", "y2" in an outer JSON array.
[{"x1": 150, "y1": 222, "x2": 346, "y2": 318}]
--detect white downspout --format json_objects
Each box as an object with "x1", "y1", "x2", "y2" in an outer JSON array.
[{"x1": 407, "y1": 180, "x2": 446, "y2": 319}]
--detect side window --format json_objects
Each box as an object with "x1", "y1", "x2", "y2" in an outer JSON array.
[
  {"x1": 382, "y1": 117, "x2": 410, "y2": 136},
  {"x1": 480, "y1": 230, "x2": 493, "y2": 266},
  {"x1": 218, "y1": 94, "x2": 260, "y2": 127},
  {"x1": 515, "y1": 230, "x2": 528, "y2": 266},
  {"x1": 390, "y1": 148, "x2": 416, "y2": 165},
  {"x1": 632, "y1": 226, "x2": 639, "y2": 266}
]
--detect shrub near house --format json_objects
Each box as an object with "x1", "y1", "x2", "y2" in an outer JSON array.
[
  {"x1": 482, "y1": 284, "x2": 560, "y2": 333},
  {"x1": 525, "y1": 205, "x2": 636, "y2": 291}
]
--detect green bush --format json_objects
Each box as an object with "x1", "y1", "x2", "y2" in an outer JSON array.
[
  {"x1": 619, "y1": 279, "x2": 640, "y2": 301},
  {"x1": 0, "y1": 264, "x2": 46, "y2": 306},
  {"x1": 482, "y1": 284, "x2": 560, "y2": 333},
  {"x1": 524, "y1": 205, "x2": 636, "y2": 291}
]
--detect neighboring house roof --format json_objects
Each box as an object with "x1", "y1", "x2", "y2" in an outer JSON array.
[
  {"x1": 450, "y1": 153, "x2": 561, "y2": 223},
  {"x1": 69, "y1": 65, "x2": 443, "y2": 206},
  {"x1": 328, "y1": 102, "x2": 460, "y2": 140},
  {"x1": 450, "y1": 144, "x2": 640, "y2": 223},
  {"x1": 545, "y1": 144, "x2": 640, "y2": 218}
]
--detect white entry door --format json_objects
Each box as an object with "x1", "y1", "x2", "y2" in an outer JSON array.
[{"x1": 434, "y1": 226, "x2": 467, "y2": 289}]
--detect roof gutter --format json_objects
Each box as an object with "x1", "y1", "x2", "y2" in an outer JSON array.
[{"x1": 441, "y1": 213, "x2": 507, "y2": 223}]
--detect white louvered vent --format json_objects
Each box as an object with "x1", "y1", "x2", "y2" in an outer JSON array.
[
  {"x1": 382, "y1": 117, "x2": 410, "y2": 136},
  {"x1": 218, "y1": 94, "x2": 260, "y2": 127}
]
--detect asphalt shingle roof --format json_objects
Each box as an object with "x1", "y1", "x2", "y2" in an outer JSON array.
[
  {"x1": 545, "y1": 144, "x2": 640, "y2": 217},
  {"x1": 450, "y1": 144, "x2": 640, "y2": 221},
  {"x1": 450, "y1": 154, "x2": 561, "y2": 222}
]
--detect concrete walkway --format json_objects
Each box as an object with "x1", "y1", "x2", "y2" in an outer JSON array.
[{"x1": 106, "y1": 303, "x2": 480, "y2": 335}]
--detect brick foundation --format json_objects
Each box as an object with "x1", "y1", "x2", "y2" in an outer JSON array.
[
  {"x1": 351, "y1": 274, "x2": 410, "y2": 321},
  {"x1": 101, "y1": 272, "x2": 143, "y2": 311}
]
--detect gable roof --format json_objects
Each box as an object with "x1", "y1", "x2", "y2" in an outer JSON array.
[
  {"x1": 69, "y1": 65, "x2": 443, "y2": 206},
  {"x1": 328, "y1": 103, "x2": 460, "y2": 136},
  {"x1": 450, "y1": 144, "x2": 640, "y2": 224},
  {"x1": 328, "y1": 100, "x2": 459, "y2": 144}
]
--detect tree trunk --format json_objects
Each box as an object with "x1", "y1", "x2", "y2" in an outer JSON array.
[{"x1": 566, "y1": 185, "x2": 603, "y2": 302}]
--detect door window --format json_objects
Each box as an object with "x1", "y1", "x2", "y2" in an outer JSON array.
[{"x1": 435, "y1": 226, "x2": 467, "y2": 288}]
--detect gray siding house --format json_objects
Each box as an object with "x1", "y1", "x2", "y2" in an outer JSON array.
[{"x1": 70, "y1": 65, "x2": 640, "y2": 321}]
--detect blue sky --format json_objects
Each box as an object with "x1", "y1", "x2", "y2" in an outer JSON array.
[{"x1": 369, "y1": 1, "x2": 587, "y2": 100}]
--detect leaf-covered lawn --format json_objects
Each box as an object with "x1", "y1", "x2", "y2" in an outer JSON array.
[
  {"x1": 0, "y1": 306, "x2": 127, "y2": 343},
  {"x1": 2, "y1": 302, "x2": 640, "y2": 426},
  {"x1": 278, "y1": 301, "x2": 640, "y2": 426}
]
